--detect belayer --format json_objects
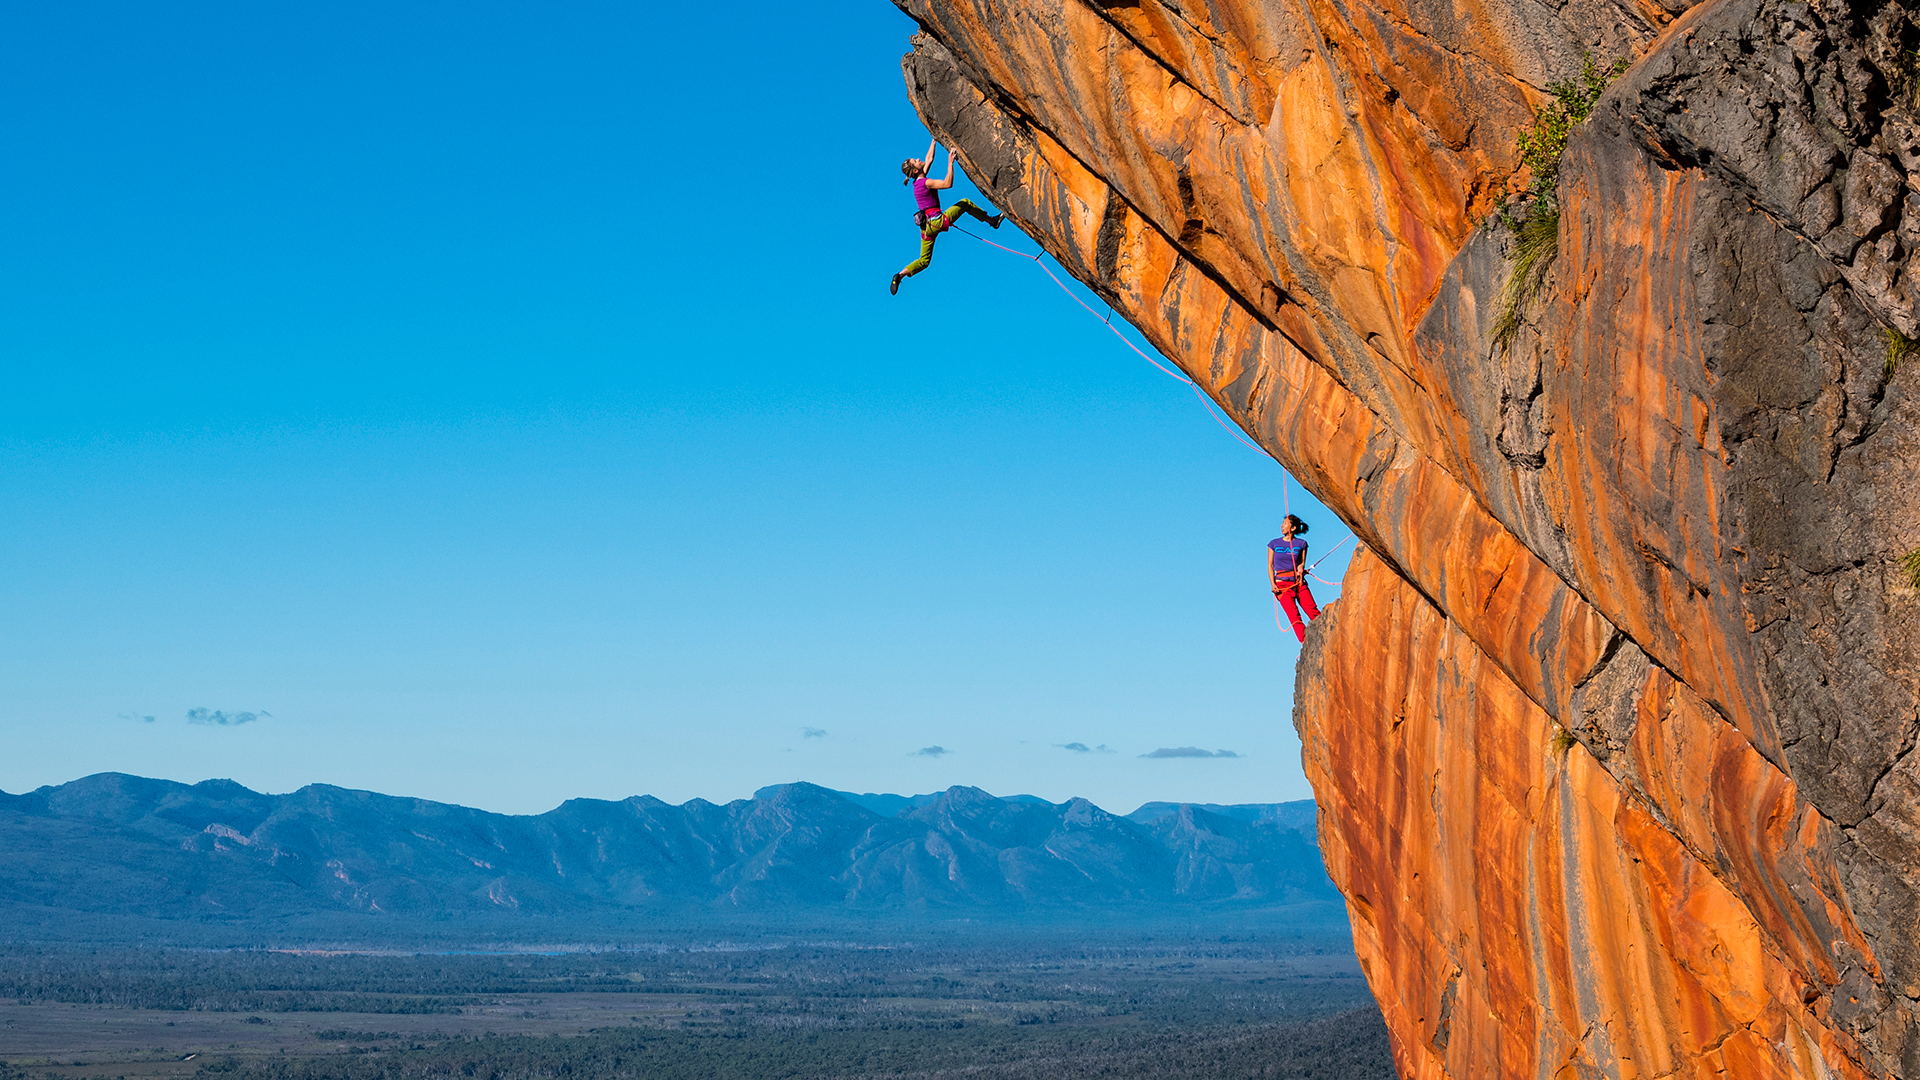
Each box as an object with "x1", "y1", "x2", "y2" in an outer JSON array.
[
  {"x1": 891, "y1": 137, "x2": 1003, "y2": 295},
  {"x1": 1269, "y1": 514, "x2": 1320, "y2": 643}
]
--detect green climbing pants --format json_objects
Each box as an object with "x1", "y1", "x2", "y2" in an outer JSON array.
[{"x1": 902, "y1": 199, "x2": 993, "y2": 276}]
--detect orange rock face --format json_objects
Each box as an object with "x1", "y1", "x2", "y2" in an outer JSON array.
[{"x1": 897, "y1": 0, "x2": 1920, "y2": 1076}]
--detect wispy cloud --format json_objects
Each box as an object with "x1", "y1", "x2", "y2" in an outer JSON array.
[
  {"x1": 1055, "y1": 742, "x2": 1116, "y2": 754},
  {"x1": 801, "y1": 727, "x2": 828, "y2": 739},
  {"x1": 1140, "y1": 746, "x2": 1241, "y2": 759},
  {"x1": 187, "y1": 708, "x2": 270, "y2": 726},
  {"x1": 913, "y1": 745, "x2": 950, "y2": 757},
  {"x1": 118, "y1": 712, "x2": 156, "y2": 724}
]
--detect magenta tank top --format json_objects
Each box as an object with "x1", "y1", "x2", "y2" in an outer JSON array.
[{"x1": 912, "y1": 177, "x2": 942, "y2": 215}]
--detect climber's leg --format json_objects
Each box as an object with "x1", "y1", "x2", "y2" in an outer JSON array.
[
  {"x1": 946, "y1": 199, "x2": 1003, "y2": 227},
  {"x1": 949, "y1": 199, "x2": 994, "y2": 225},
  {"x1": 1297, "y1": 579, "x2": 1321, "y2": 622},
  {"x1": 1277, "y1": 583, "x2": 1308, "y2": 643},
  {"x1": 902, "y1": 231, "x2": 938, "y2": 277}
]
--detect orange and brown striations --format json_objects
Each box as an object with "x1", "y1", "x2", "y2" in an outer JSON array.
[{"x1": 895, "y1": 0, "x2": 1920, "y2": 1076}]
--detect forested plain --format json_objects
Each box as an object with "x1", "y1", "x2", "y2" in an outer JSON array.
[{"x1": 0, "y1": 930, "x2": 1393, "y2": 1080}]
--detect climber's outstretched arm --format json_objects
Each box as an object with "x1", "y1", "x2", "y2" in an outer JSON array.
[{"x1": 926, "y1": 149, "x2": 956, "y2": 191}]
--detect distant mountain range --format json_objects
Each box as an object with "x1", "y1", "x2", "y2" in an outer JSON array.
[{"x1": 0, "y1": 774, "x2": 1338, "y2": 930}]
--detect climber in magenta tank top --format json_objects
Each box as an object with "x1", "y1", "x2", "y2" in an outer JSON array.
[
  {"x1": 913, "y1": 175, "x2": 942, "y2": 217},
  {"x1": 891, "y1": 135, "x2": 1006, "y2": 295}
]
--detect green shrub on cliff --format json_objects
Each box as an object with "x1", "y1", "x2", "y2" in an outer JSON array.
[
  {"x1": 1491, "y1": 55, "x2": 1629, "y2": 352},
  {"x1": 1887, "y1": 327, "x2": 1915, "y2": 380},
  {"x1": 1895, "y1": 50, "x2": 1920, "y2": 112},
  {"x1": 1901, "y1": 547, "x2": 1920, "y2": 590},
  {"x1": 1511, "y1": 57, "x2": 1626, "y2": 207},
  {"x1": 1493, "y1": 208, "x2": 1561, "y2": 353}
]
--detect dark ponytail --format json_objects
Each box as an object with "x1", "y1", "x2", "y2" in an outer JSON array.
[{"x1": 1284, "y1": 513, "x2": 1309, "y2": 535}]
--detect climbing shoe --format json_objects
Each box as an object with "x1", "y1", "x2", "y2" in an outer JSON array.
[
  {"x1": 890, "y1": 272, "x2": 904, "y2": 295},
  {"x1": 988, "y1": 213, "x2": 1005, "y2": 228}
]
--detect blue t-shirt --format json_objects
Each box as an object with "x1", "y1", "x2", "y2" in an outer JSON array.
[{"x1": 1268, "y1": 536, "x2": 1308, "y2": 576}]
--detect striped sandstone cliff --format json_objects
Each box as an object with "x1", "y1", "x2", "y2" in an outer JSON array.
[{"x1": 894, "y1": 0, "x2": 1920, "y2": 1075}]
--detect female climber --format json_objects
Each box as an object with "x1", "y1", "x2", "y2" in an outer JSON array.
[
  {"x1": 891, "y1": 137, "x2": 1003, "y2": 295},
  {"x1": 1268, "y1": 514, "x2": 1321, "y2": 643}
]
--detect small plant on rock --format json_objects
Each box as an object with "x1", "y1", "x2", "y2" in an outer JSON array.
[
  {"x1": 1901, "y1": 547, "x2": 1920, "y2": 590},
  {"x1": 1887, "y1": 326, "x2": 1916, "y2": 380},
  {"x1": 1511, "y1": 57, "x2": 1629, "y2": 207},
  {"x1": 1894, "y1": 49, "x2": 1920, "y2": 112},
  {"x1": 1492, "y1": 55, "x2": 1630, "y2": 353},
  {"x1": 1493, "y1": 206, "x2": 1563, "y2": 353}
]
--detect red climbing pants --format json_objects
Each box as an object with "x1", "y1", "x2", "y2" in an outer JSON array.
[{"x1": 1275, "y1": 577, "x2": 1319, "y2": 643}]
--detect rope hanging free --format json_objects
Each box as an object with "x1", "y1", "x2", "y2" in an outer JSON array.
[
  {"x1": 1304, "y1": 533, "x2": 1355, "y2": 587},
  {"x1": 951, "y1": 224, "x2": 1271, "y2": 456},
  {"x1": 949, "y1": 221, "x2": 1360, "y2": 593}
]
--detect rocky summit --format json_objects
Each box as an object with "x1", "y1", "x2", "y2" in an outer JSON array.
[
  {"x1": 0, "y1": 774, "x2": 1335, "y2": 924},
  {"x1": 893, "y1": 0, "x2": 1920, "y2": 1077}
]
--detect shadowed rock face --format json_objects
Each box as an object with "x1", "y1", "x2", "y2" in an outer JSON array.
[{"x1": 894, "y1": 0, "x2": 1920, "y2": 1075}]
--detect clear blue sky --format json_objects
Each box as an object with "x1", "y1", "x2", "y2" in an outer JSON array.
[{"x1": 0, "y1": 1, "x2": 1350, "y2": 815}]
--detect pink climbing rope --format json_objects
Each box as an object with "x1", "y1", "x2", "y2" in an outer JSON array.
[
  {"x1": 950, "y1": 220, "x2": 1362, "y2": 604},
  {"x1": 1305, "y1": 533, "x2": 1354, "y2": 574},
  {"x1": 1303, "y1": 532, "x2": 1355, "y2": 587},
  {"x1": 952, "y1": 224, "x2": 1271, "y2": 457}
]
